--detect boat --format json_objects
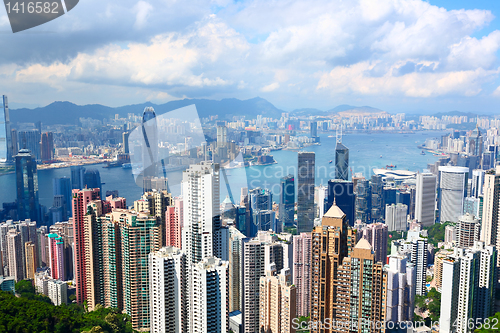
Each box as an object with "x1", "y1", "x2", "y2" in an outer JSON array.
[
  {"x1": 328, "y1": 135, "x2": 334, "y2": 138},
  {"x1": 329, "y1": 160, "x2": 332, "y2": 164},
  {"x1": 386, "y1": 164, "x2": 396, "y2": 169},
  {"x1": 420, "y1": 150, "x2": 425, "y2": 155},
  {"x1": 103, "y1": 161, "x2": 122, "y2": 168},
  {"x1": 122, "y1": 163, "x2": 132, "y2": 169},
  {"x1": 380, "y1": 155, "x2": 382, "y2": 158}
]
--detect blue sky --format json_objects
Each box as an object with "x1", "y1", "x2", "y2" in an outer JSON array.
[{"x1": 2, "y1": 0, "x2": 500, "y2": 114}]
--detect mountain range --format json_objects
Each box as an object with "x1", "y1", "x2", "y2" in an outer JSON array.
[{"x1": 8, "y1": 97, "x2": 480, "y2": 126}]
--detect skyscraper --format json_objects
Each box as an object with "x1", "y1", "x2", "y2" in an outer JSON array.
[
  {"x1": 480, "y1": 167, "x2": 500, "y2": 248},
  {"x1": 228, "y1": 226, "x2": 246, "y2": 313},
  {"x1": 248, "y1": 187, "x2": 274, "y2": 236},
  {"x1": 53, "y1": 177, "x2": 72, "y2": 218},
  {"x1": 297, "y1": 152, "x2": 315, "y2": 233},
  {"x1": 17, "y1": 130, "x2": 41, "y2": 161},
  {"x1": 355, "y1": 178, "x2": 371, "y2": 223},
  {"x1": 457, "y1": 213, "x2": 480, "y2": 248},
  {"x1": 292, "y1": 232, "x2": 311, "y2": 317},
  {"x1": 360, "y1": 222, "x2": 388, "y2": 263},
  {"x1": 259, "y1": 265, "x2": 296, "y2": 333},
  {"x1": 279, "y1": 175, "x2": 295, "y2": 227},
  {"x1": 471, "y1": 169, "x2": 485, "y2": 198},
  {"x1": 440, "y1": 242, "x2": 496, "y2": 333},
  {"x1": 47, "y1": 233, "x2": 65, "y2": 281},
  {"x1": 7, "y1": 230, "x2": 23, "y2": 281},
  {"x1": 72, "y1": 188, "x2": 100, "y2": 304},
  {"x1": 310, "y1": 202, "x2": 355, "y2": 333},
  {"x1": 326, "y1": 179, "x2": 356, "y2": 226},
  {"x1": 385, "y1": 203, "x2": 408, "y2": 232},
  {"x1": 15, "y1": 149, "x2": 39, "y2": 222},
  {"x1": 0, "y1": 95, "x2": 12, "y2": 164},
  {"x1": 335, "y1": 129, "x2": 349, "y2": 181},
  {"x1": 149, "y1": 247, "x2": 187, "y2": 333},
  {"x1": 71, "y1": 165, "x2": 85, "y2": 190},
  {"x1": 415, "y1": 173, "x2": 436, "y2": 227},
  {"x1": 334, "y1": 238, "x2": 387, "y2": 333},
  {"x1": 83, "y1": 168, "x2": 102, "y2": 193},
  {"x1": 25, "y1": 241, "x2": 36, "y2": 280},
  {"x1": 410, "y1": 238, "x2": 428, "y2": 296},
  {"x1": 181, "y1": 162, "x2": 223, "y2": 266},
  {"x1": 40, "y1": 132, "x2": 54, "y2": 162},
  {"x1": 189, "y1": 257, "x2": 229, "y2": 333},
  {"x1": 439, "y1": 166, "x2": 469, "y2": 223},
  {"x1": 385, "y1": 255, "x2": 416, "y2": 323}
]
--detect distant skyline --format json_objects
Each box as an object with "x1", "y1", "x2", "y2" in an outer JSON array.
[{"x1": 2, "y1": 0, "x2": 500, "y2": 113}]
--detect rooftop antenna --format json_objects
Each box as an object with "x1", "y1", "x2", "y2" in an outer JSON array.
[{"x1": 336, "y1": 124, "x2": 342, "y2": 144}]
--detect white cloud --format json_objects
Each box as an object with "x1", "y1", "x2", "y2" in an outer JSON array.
[
  {"x1": 134, "y1": 1, "x2": 154, "y2": 29},
  {"x1": 261, "y1": 82, "x2": 280, "y2": 92},
  {"x1": 2, "y1": 0, "x2": 500, "y2": 109}
]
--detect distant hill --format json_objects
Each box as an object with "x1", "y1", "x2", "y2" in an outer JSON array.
[
  {"x1": 10, "y1": 97, "x2": 285, "y2": 125},
  {"x1": 327, "y1": 105, "x2": 383, "y2": 114}
]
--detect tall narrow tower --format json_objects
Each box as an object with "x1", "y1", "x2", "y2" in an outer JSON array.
[
  {"x1": 297, "y1": 152, "x2": 315, "y2": 233},
  {"x1": 0, "y1": 95, "x2": 12, "y2": 164},
  {"x1": 335, "y1": 126, "x2": 349, "y2": 181}
]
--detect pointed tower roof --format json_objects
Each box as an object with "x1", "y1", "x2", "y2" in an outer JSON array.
[
  {"x1": 355, "y1": 238, "x2": 372, "y2": 250},
  {"x1": 324, "y1": 199, "x2": 346, "y2": 219}
]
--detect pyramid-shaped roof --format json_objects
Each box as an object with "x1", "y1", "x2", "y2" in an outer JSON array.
[{"x1": 323, "y1": 200, "x2": 346, "y2": 219}]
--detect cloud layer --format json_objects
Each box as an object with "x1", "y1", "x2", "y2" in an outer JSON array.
[{"x1": 1, "y1": 0, "x2": 500, "y2": 111}]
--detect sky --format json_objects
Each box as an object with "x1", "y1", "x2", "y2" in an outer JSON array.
[{"x1": 1, "y1": 0, "x2": 500, "y2": 114}]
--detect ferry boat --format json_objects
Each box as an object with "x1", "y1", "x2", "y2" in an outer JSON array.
[{"x1": 122, "y1": 163, "x2": 132, "y2": 169}]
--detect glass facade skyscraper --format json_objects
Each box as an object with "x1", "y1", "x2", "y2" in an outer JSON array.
[
  {"x1": 15, "y1": 149, "x2": 39, "y2": 222},
  {"x1": 297, "y1": 152, "x2": 315, "y2": 233},
  {"x1": 326, "y1": 179, "x2": 356, "y2": 226},
  {"x1": 0, "y1": 95, "x2": 12, "y2": 164},
  {"x1": 279, "y1": 174, "x2": 295, "y2": 227},
  {"x1": 335, "y1": 141, "x2": 349, "y2": 181}
]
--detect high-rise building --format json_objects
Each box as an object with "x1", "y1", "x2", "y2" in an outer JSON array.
[
  {"x1": 415, "y1": 173, "x2": 436, "y2": 226},
  {"x1": 15, "y1": 149, "x2": 39, "y2": 222},
  {"x1": 410, "y1": 238, "x2": 428, "y2": 296},
  {"x1": 25, "y1": 241, "x2": 36, "y2": 280},
  {"x1": 189, "y1": 257, "x2": 229, "y2": 333},
  {"x1": 310, "y1": 121, "x2": 318, "y2": 139},
  {"x1": 385, "y1": 255, "x2": 415, "y2": 323},
  {"x1": 47, "y1": 233, "x2": 65, "y2": 281},
  {"x1": 334, "y1": 238, "x2": 387, "y2": 332},
  {"x1": 53, "y1": 177, "x2": 72, "y2": 218},
  {"x1": 480, "y1": 167, "x2": 500, "y2": 248},
  {"x1": 279, "y1": 175, "x2": 295, "y2": 227},
  {"x1": 72, "y1": 188, "x2": 100, "y2": 304},
  {"x1": 7, "y1": 230, "x2": 23, "y2": 281},
  {"x1": 310, "y1": 202, "x2": 357, "y2": 333},
  {"x1": 101, "y1": 209, "x2": 161, "y2": 330},
  {"x1": 335, "y1": 129, "x2": 349, "y2": 181},
  {"x1": 122, "y1": 131, "x2": 130, "y2": 154},
  {"x1": 165, "y1": 205, "x2": 182, "y2": 249},
  {"x1": 149, "y1": 247, "x2": 187, "y2": 333},
  {"x1": 17, "y1": 130, "x2": 41, "y2": 161},
  {"x1": 259, "y1": 265, "x2": 296, "y2": 333},
  {"x1": 439, "y1": 166, "x2": 469, "y2": 223},
  {"x1": 361, "y1": 222, "x2": 388, "y2": 263},
  {"x1": 457, "y1": 213, "x2": 480, "y2": 248},
  {"x1": 70, "y1": 165, "x2": 85, "y2": 190},
  {"x1": 228, "y1": 226, "x2": 246, "y2": 313},
  {"x1": 40, "y1": 132, "x2": 54, "y2": 162},
  {"x1": 471, "y1": 169, "x2": 485, "y2": 198},
  {"x1": 249, "y1": 187, "x2": 273, "y2": 237},
  {"x1": 297, "y1": 152, "x2": 315, "y2": 233},
  {"x1": 0, "y1": 95, "x2": 12, "y2": 164},
  {"x1": 83, "y1": 168, "x2": 102, "y2": 194},
  {"x1": 355, "y1": 178, "x2": 371, "y2": 223},
  {"x1": 181, "y1": 162, "x2": 223, "y2": 266},
  {"x1": 292, "y1": 232, "x2": 311, "y2": 317},
  {"x1": 242, "y1": 233, "x2": 292, "y2": 333},
  {"x1": 468, "y1": 125, "x2": 483, "y2": 157},
  {"x1": 385, "y1": 203, "x2": 408, "y2": 232},
  {"x1": 440, "y1": 242, "x2": 496, "y2": 333},
  {"x1": 326, "y1": 180, "x2": 356, "y2": 226},
  {"x1": 47, "y1": 279, "x2": 68, "y2": 306},
  {"x1": 371, "y1": 174, "x2": 384, "y2": 222}
]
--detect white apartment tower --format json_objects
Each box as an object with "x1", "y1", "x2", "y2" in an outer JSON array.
[
  {"x1": 415, "y1": 173, "x2": 436, "y2": 226},
  {"x1": 480, "y1": 167, "x2": 500, "y2": 248},
  {"x1": 385, "y1": 255, "x2": 416, "y2": 323},
  {"x1": 410, "y1": 238, "x2": 428, "y2": 296},
  {"x1": 189, "y1": 257, "x2": 229, "y2": 333},
  {"x1": 182, "y1": 162, "x2": 222, "y2": 265},
  {"x1": 439, "y1": 166, "x2": 469, "y2": 223},
  {"x1": 385, "y1": 203, "x2": 408, "y2": 232},
  {"x1": 149, "y1": 247, "x2": 187, "y2": 333},
  {"x1": 440, "y1": 242, "x2": 496, "y2": 333}
]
